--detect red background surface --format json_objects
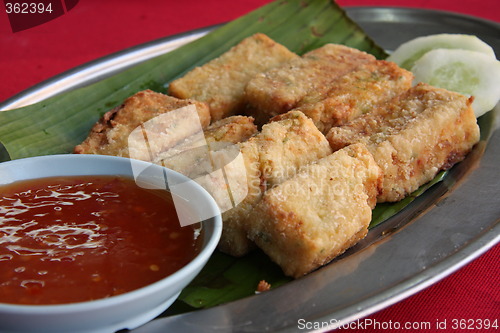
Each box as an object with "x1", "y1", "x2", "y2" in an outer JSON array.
[{"x1": 0, "y1": 1, "x2": 498, "y2": 332}]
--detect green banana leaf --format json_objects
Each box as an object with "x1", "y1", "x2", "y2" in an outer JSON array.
[{"x1": 0, "y1": 0, "x2": 489, "y2": 318}]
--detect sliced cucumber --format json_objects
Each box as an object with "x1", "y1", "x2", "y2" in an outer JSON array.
[
  {"x1": 411, "y1": 48, "x2": 500, "y2": 117},
  {"x1": 387, "y1": 34, "x2": 496, "y2": 70}
]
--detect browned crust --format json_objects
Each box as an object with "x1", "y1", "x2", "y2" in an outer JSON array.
[
  {"x1": 247, "y1": 143, "x2": 382, "y2": 278},
  {"x1": 74, "y1": 90, "x2": 210, "y2": 159},
  {"x1": 152, "y1": 115, "x2": 257, "y2": 178},
  {"x1": 169, "y1": 33, "x2": 298, "y2": 121},
  {"x1": 244, "y1": 44, "x2": 377, "y2": 124},
  {"x1": 327, "y1": 83, "x2": 480, "y2": 202},
  {"x1": 293, "y1": 60, "x2": 414, "y2": 133},
  {"x1": 218, "y1": 111, "x2": 332, "y2": 257},
  {"x1": 256, "y1": 280, "x2": 271, "y2": 293}
]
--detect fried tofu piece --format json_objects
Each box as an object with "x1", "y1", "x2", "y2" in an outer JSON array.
[
  {"x1": 144, "y1": 116, "x2": 257, "y2": 228},
  {"x1": 247, "y1": 143, "x2": 382, "y2": 278},
  {"x1": 293, "y1": 60, "x2": 414, "y2": 133},
  {"x1": 219, "y1": 111, "x2": 333, "y2": 256},
  {"x1": 180, "y1": 143, "x2": 253, "y2": 219},
  {"x1": 327, "y1": 83, "x2": 480, "y2": 202},
  {"x1": 202, "y1": 115, "x2": 258, "y2": 151},
  {"x1": 74, "y1": 90, "x2": 210, "y2": 161},
  {"x1": 256, "y1": 111, "x2": 333, "y2": 187},
  {"x1": 168, "y1": 33, "x2": 298, "y2": 121},
  {"x1": 217, "y1": 140, "x2": 262, "y2": 256},
  {"x1": 244, "y1": 44, "x2": 376, "y2": 124},
  {"x1": 153, "y1": 115, "x2": 257, "y2": 178}
]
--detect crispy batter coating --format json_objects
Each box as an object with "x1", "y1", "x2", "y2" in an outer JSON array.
[
  {"x1": 153, "y1": 115, "x2": 257, "y2": 178},
  {"x1": 293, "y1": 60, "x2": 414, "y2": 133},
  {"x1": 256, "y1": 280, "x2": 271, "y2": 293},
  {"x1": 257, "y1": 111, "x2": 333, "y2": 187},
  {"x1": 74, "y1": 90, "x2": 210, "y2": 160},
  {"x1": 143, "y1": 116, "x2": 258, "y2": 226},
  {"x1": 247, "y1": 143, "x2": 382, "y2": 278},
  {"x1": 218, "y1": 111, "x2": 333, "y2": 256},
  {"x1": 217, "y1": 140, "x2": 262, "y2": 256},
  {"x1": 73, "y1": 34, "x2": 482, "y2": 278},
  {"x1": 244, "y1": 44, "x2": 376, "y2": 124},
  {"x1": 327, "y1": 83, "x2": 480, "y2": 202},
  {"x1": 168, "y1": 33, "x2": 298, "y2": 121}
]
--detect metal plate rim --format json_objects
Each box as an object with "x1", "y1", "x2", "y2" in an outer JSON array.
[{"x1": 1, "y1": 7, "x2": 499, "y2": 333}]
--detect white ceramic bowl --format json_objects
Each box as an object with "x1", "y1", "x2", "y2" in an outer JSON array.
[{"x1": 0, "y1": 154, "x2": 222, "y2": 333}]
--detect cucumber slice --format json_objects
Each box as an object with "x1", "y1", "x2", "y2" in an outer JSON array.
[
  {"x1": 411, "y1": 48, "x2": 500, "y2": 117},
  {"x1": 387, "y1": 34, "x2": 496, "y2": 70}
]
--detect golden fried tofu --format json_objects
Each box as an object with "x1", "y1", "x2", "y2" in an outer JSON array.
[
  {"x1": 74, "y1": 90, "x2": 210, "y2": 161},
  {"x1": 256, "y1": 111, "x2": 333, "y2": 187},
  {"x1": 247, "y1": 143, "x2": 382, "y2": 278},
  {"x1": 153, "y1": 115, "x2": 257, "y2": 178},
  {"x1": 181, "y1": 143, "x2": 253, "y2": 218},
  {"x1": 327, "y1": 83, "x2": 480, "y2": 202},
  {"x1": 141, "y1": 116, "x2": 258, "y2": 229},
  {"x1": 219, "y1": 111, "x2": 333, "y2": 256},
  {"x1": 217, "y1": 140, "x2": 262, "y2": 256},
  {"x1": 244, "y1": 44, "x2": 376, "y2": 124},
  {"x1": 293, "y1": 60, "x2": 414, "y2": 133},
  {"x1": 203, "y1": 115, "x2": 258, "y2": 151},
  {"x1": 168, "y1": 33, "x2": 298, "y2": 121}
]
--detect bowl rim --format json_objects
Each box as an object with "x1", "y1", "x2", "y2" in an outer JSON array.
[{"x1": 0, "y1": 154, "x2": 222, "y2": 312}]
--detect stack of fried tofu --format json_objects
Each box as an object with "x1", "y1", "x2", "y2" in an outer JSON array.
[{"x1": 75, "y1": 33, "x2": 480, "y2": 278}]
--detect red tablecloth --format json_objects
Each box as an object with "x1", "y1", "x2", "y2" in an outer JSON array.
[{"x1": 0, "y1": 1, "x2": 498, "y2": 332}]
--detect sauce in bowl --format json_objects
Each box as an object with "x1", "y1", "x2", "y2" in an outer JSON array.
[{"x1": 0, "y1": 175, "x2": 201, "y2": 305}]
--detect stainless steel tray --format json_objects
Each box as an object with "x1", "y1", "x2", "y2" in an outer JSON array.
[{"x1": 1, "y1": 7, "x2": 499, "y2": 333}]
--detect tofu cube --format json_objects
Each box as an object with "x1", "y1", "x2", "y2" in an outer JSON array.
[{"x1": 247, "y1": 143, "x2": 382, "y2": 278}]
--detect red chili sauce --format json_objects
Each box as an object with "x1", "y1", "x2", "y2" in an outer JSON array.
[{"x1": 0, "y1": 175, "x2": 201, "y2": 305}]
